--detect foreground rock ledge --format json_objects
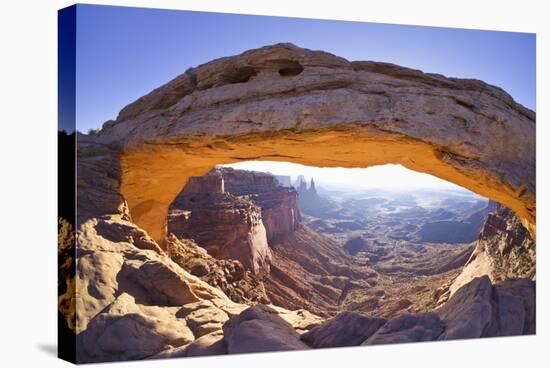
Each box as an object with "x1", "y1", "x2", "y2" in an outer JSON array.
[{"x1": 92, "y1": 43, "x2": 535, "y2": 244}]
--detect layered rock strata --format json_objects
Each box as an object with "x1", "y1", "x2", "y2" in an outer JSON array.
[
  {"x1": 167, "y1": 170, "x2": 271, "y2": 275},
  {"x1": 220, "y1": 167, "x2": 301, "y2": 241}
]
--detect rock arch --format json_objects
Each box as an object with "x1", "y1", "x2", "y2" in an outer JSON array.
[{"x1": 97, "y1": 43, "x2": 535, "y2": 244}]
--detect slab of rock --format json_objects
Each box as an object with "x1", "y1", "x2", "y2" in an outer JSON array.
[
  {"x1": 75, "y1": 247, "x2": 124, "y2": 333},
  {"x1": 77, "y1": 293, "x2": 194, "y2": 363},
  {"x1": 210, "y1": 298, "x2": 249, "y2": 317},
  {"x1": 437, "y1": 275, "x2": 535, "y2": 339},
  {"x1": 151, "y1": 331, "x2": 227, "y2": 359},
  {"x1": 493, "y1": 278, "x2": 536, "y2": 335},
  {"x1": 185, "y1": 331, "x2": 227, "y2": 357},
  {"x1": 121, "y1": 259, "x2": 201, "y2": 306},
  {"x1": 363, "y1": 313, "x2": 444, "y2": 345},
  {"x1": 437, "y1": 276, "x2": 494, "y2": 340},
  {"x1": 177, "y1": 302, "x2": 229, "y2": 338},
  {"x1": 222, "y1": 305, "x2": 309, "y2": 353},
  {"x1": 302, "y1": 311, "x2": 386, "y2": 348},
  {"x1": 264, "y1": 304, "x2": 325, "y2": 334},
  {"x1": 94, "y1": 217, "x2": 163, "y2": 254}
]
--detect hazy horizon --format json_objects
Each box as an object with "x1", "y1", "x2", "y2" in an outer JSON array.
[{"x1": 222, "y1": 161, "x2": 479, "y2": 194}]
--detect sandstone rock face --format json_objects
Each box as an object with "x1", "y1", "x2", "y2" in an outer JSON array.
[
  {"x1": 302, "y1": 311, "x2": 386, "y2": 348},
  {"x1": 58, "y1": 218, "x2": 76, "y2": 333},
  {"x1": 449, "y1": 204, "x2": 536, "y2": 295},
  {"x1": 167, "y1": 170, "x2": 271, "y2": 275},
  {"x1": 363, "y1": 313, "x2": 444, "y2": 345},
  {"x1": 68, "y1": 139, "x2": 235, "y2": 362},
  {"x1": 93, "y1": 43, "x2": 535, "y2": 244},
  {"x1": 437, "y1": 276, "x2": 494, "y2": 339},
  {"x1": 494, "y1": 278, "x2": 536, "y2": 335},
  {"x1": 355, "y1": 275, "x2": 536, "y2": 346},
  {"x1": 220, "y1": 167, "x2": 301, "y2": 241},
  {"x1": 69, "y1": 137, "x2": 328, "y2": 363},
  {"x1": 167, "y1": 167, "x2": 378, "y2": 317},
  {"x1": 176, "y1": 300, "x2": 229, "y2": 338},
  {"x1": 437, "y1": 275, "x2": 535, "y2": 339},
  {"x1": 74, "y1": 215, "x2": 231, "y2": 335},
  {"x1": 222, "y1": 305, "x2": 310, "y2": 354},
  {"x1": 77, "y1": 293, "x2": 194, "y2": 362},
  {"x1": 262, "y1": 304, "x2": 325, "y2": 334},
  {"x1": 152, "y1": 331, "x2": 227, "y2": 359},
  {"x1": 76, "y1": 134, "x2": 130, "y2": 223}
]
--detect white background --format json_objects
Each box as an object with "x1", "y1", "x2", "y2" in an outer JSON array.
[{"x1": 0, "y1": 0, "x2": 547, "y2": 367}]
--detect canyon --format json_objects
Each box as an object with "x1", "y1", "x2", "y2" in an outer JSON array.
[{"x1": 59, "y1": 43, "x2": 536, "y2": 363}]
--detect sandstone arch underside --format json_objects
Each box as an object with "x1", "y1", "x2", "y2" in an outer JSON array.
[{"x1": 97, "y1": 43, "x2": 535, "y2": 244}]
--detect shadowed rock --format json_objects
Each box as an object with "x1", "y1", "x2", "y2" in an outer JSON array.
[
  {"x1": 222, "y1": 305, "x2": 309, "y2": 353},
  {"x1": 437, "y1": 275, "x2": 536, "y2": 340},
  {"x1": 302, "y1": 311, "x2": 386, "y2": 348},
  {"x1": 437, "y1": 276, "x2": 494, "y2": 340},
  {"x1": 362, "y1": 313, "x2": 444, "y2": 345},
  {"x1": 77, "y1": 293, "x2": 194, "y2": 363}
]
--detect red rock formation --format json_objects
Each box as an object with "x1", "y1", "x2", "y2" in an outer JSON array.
[
  {"x1": 255, "y1": 189, "x2": 301, "y2": 242},
  {"x1": 168, "y1": 167, "x2": 376, "y2": 317},
  {"x1": 167, "y1": 170, "x2": 271, "y2": 275},
  {"x1": 220, "y1": 167, "x2": 301, "y2": 242}
]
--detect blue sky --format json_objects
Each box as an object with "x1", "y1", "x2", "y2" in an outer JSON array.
[{"x1": 75, "y1": 4, "x2": 536, "y2": 133}]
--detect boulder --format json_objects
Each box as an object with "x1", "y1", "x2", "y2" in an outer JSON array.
[
  {"x1": 302, "y1": 311, "x2": 386, "y2": 348},
  {"x1": 222, "y1": 305, "x2": 309, "y2": 353},
  {"x1": 186, "y1": 331, "x2": 227, "y2": 357},
  {"x1": 437, "y1": 276, "x2": 494, "y2": 340},
  {"x1": 75, "y1": 249, "x2": 124, "y2": 333},
  {"x1": 493, "y1": 278, "x2": 536, "y2": 335},
  {"x1": 437, "y1": 275, "x2": 536, "y2": 339},
  {"x1": 151, "y1": 331, "x2": 227, "y2": 359},
  {"x1": 77, "y1": 293, "x2": 194, "y2": 363},
  {"x1": 121, "y1": 260, "x2": 201, "y2": 306},
  {"x1": 264, "y1": 304, "x2": 325, "y2": 334},
  {"x1": 177, "y1": 302, "x2": 229, "y2": 338},
  {"x1": 363, "y1": 313, "x2": 444, "y2": 345}
]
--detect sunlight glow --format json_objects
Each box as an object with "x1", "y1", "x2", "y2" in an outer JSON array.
[{"x1": 222, "y1": 161, "x2": 469, "y2": 192}]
